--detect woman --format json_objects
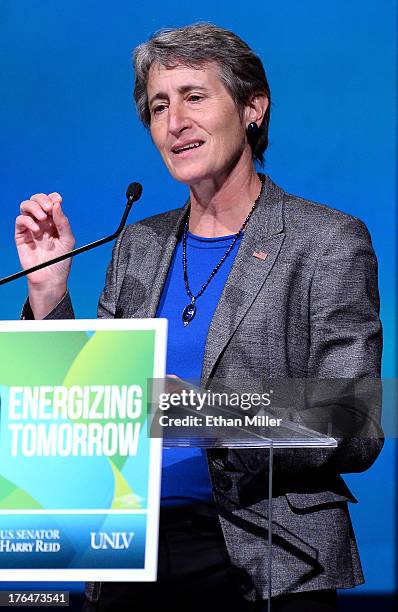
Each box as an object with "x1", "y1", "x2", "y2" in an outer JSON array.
[{"x1": 16, "y1": 23, "x2": 382, "y2": 612}]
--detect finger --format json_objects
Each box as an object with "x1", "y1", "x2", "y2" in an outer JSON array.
[
  {"x1": 19, "y1": 200, "x2": 48, "y2": 221},
  {"x1": 30, "y1": 193, "x2": 54, "y2": 213},
  {"x1": 52, "y1": 201, "x2": 73, "y2": 236},
  {"x1": 15, "y1": 214, "x2": 41, "y2": 234},
  {"x1": 48, "y1": 192, "x2": 62, "y2": 205}
]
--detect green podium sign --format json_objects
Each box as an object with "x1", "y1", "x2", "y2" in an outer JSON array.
[{"x1": 0, "y1": 319, "x2": 166, "y2": 581}]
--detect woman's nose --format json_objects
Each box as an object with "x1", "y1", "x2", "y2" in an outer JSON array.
[{"x1": 168, "y1": 102, "x2": 192, "y2": 136}]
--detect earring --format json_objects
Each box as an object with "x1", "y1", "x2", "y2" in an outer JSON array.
[{"x1": 247, "y1": 122, "x2": 259, "y2": 139}]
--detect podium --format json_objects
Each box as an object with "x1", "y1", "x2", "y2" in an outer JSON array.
[
  {"x1": 2, "y1": 320, "x2": 377, "y2": 611},
  {"x1": 150, "y1": 376, "x2": 337, "y2": 611}
]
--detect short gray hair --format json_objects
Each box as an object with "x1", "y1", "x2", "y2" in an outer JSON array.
[{"x1": 132, "y1": 23, "x2": 271, "y2": 165}]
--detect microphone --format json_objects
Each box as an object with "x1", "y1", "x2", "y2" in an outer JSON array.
[
  {"x1": 0, "y1": 182, "x2": 143, "y2": 286},
  {"x1": 126, "y1": 182, "x2": 142, "y2": 202}
]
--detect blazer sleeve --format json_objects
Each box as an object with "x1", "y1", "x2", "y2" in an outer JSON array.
[
  {"x1": 97, "y1": 227, "x2": 129, "y2": 319},
  {"x1": 21, "y1": 292, "x2": 75, "y2": 320},
  {"x1": 273, "y1": 216, "x2": 384, "y2": 477},
  {"x1": 308, "y1": 217, "x2": 382, "y2": 379}
]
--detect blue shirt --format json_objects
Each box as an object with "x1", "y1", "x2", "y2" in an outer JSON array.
[{"x1": 156, "y1": 230, "x2": 242, "y2": 505}]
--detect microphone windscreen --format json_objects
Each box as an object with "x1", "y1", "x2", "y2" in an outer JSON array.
[{"x1": 126, "y1": 182, "x2": 143, "y2": 201}]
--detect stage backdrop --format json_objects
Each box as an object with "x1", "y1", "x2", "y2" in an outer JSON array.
[{"x1": 0, "y1": 0, "x2": 396, "y2": 596}]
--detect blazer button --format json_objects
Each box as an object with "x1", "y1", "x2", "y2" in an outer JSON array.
[{"x1": 216, "y1": 473, "x2": 232, "y2": 492}]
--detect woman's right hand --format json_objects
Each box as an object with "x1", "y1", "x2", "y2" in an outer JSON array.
[{"x1": 15, "y1": 192, "x2": 75, "y2": 319}]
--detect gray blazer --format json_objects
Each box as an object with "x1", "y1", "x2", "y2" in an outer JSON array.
[{"x1": 38, "y1": 174, "x2": 383, "y2": 600}]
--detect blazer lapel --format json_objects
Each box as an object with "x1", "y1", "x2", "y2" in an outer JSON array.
[
  {"x1": 124, "y1": 205, "x2": 189, "y2": 319},
  {"x1": 201, "y1": 175, "x2": 285, "y2": 384},
  {"x1": 123, "y1": 175, "x2": 285, "y2": 383}
]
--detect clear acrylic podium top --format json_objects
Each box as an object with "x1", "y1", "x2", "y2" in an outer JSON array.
[{"x1": 149, "y1": 377, "x2": 338, "y2": 450}]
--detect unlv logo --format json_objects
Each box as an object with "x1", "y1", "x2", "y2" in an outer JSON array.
[{"x1": 90, "y1": 532, "x2": 134, "y2": 550}]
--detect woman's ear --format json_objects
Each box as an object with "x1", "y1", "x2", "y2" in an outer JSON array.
[{"x1": 244, "y1": 93, "x2": 269, "y2": 127}]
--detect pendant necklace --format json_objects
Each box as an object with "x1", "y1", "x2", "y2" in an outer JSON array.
[{"x1": 181, "y1": 179, "x2": 264, "y2": 327}]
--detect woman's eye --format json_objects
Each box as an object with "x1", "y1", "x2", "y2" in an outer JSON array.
[{"x1": 152, "y1": 104, "x2": 167, "y2": 115}]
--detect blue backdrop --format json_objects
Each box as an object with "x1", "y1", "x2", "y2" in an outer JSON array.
[{"x1": 0, "y1": 0, "x2": 396, "y2": 596}]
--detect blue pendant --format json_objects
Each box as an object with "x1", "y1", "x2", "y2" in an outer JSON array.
[{"x1": 182, "y1": 302, "x2": 197, "y2": 326}]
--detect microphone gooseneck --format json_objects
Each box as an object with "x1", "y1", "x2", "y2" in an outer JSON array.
[{"x1": 0, "y1": 182, "x2": 143, "y2": 287}]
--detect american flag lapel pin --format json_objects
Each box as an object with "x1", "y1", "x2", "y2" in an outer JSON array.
[{"x1": 252, "y1": 251, "x2": 268, "y2": 261}]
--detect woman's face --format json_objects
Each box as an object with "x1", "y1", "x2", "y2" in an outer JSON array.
[{"x1": 147, "y1": 62, "x2": 250, "y2": 186}]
